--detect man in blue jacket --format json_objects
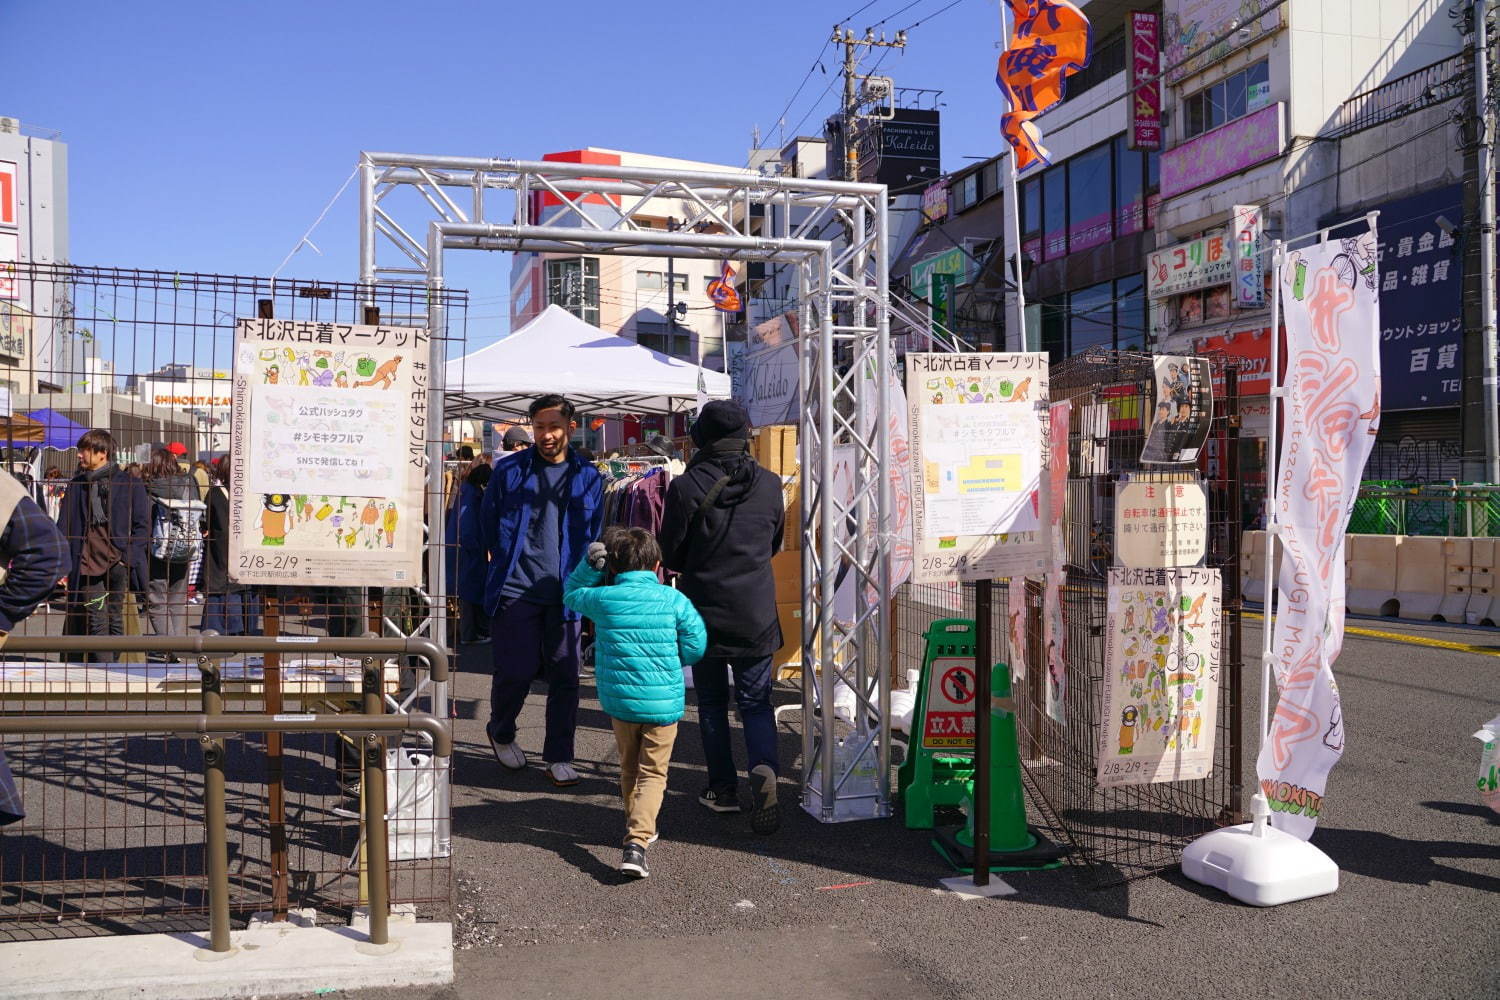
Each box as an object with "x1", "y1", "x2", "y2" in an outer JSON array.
[{"x1": 480, "y1": 395, "x2": 603, "y2": 786}]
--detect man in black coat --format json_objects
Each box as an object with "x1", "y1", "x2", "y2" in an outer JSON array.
[
  {"x1": 658, "y1": 400, "x2": 785, "y2": 835},
  {"x1": 58, "y1": 429, "x2": 151, "y2": 661}
]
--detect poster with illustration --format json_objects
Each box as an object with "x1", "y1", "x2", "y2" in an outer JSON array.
[
  {"x1": 1140, "y1": 355, "x2": 1212, "y2": 465},
  {"x1": 1098, "y1": 567, "x2": 1222, "y2": 787},
  {"x1": 1006, "y1": 581, "x2": 1027, "y2": 682},
  {"x1": 1043, "y1": 573, "x2": 1066, "y2": 723},
  {"x1": 228, "y1": 318, "x2": 428, "y2": 587},
  {"x1": 906, "y1": 352, "x2": 1051, "y2": 583}
]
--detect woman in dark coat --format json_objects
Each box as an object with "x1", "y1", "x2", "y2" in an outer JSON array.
[
  {"x1": 199, "y1": 455, "x2": 259, "y2": 636},
  {"x1": 142, "y1": 448, "x2": 196, "y2": 639}
]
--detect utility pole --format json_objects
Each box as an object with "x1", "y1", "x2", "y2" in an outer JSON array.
[
  {"x1": 831, "y1": 24, "x2": 906, "y2": 182},
  {"x1": 1479, "y1": 0, "x2": 1499, "y2": 482}
]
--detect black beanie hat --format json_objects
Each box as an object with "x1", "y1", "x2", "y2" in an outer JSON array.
[{"x1": 691, "y1": 399, "x2": 752, "y2": 447}]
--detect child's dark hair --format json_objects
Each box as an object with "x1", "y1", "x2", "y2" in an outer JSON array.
[{"x1": 603, "y1": 525, "x2": 661, "y2": 574}]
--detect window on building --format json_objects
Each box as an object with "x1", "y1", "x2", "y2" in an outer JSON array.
[
  {"x1": 1020, "y1": 175, "x2": 1042, "y2": 256},
  {"x1": 1184, "y1": 60, "x2": 1270, "y2": 138},
  {"x1": 1069, "y1": 281, "x2": 1115, "y2": 354},
  {"x1": 1115, "y1": 274, "x2": 1147, "y2": 352},
  {"x1": 954, "y1": 172, "x2": 980, "y2": 212},
  {"x1": 1068, "y1": 142, "x2": 1113, "y2": 252},
  {"x1": 1042, "y1": 164, "x2": 1067, "y2": 261},
  {"x1": 637, "y1": 270, "x2": 663, "y2": 290},
  {"x1": 1114, "y1": 136, "x2": 1145, "y2": 236},
  {"x1": 546, "y1": 257, "x2": 600, "y2": 325},
  {"x1": 1041, "y1": 296, "x2": 1067, "y2": 363},
  {"x1": 1062, "y1": 28, "x2": 1126, "y2": 104}
]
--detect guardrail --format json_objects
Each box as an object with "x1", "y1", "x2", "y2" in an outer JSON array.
[
  {"x1": 1328, "y1": 52, "x2": 1468, "y2": 139},
  {"x1": 0, "y1": 636, "x2": 455, "y2": 943}
]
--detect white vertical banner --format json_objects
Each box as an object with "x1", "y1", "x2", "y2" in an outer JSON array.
[{"x1": 1258, "y1": 232, "x2": 1381, "y2": 839}]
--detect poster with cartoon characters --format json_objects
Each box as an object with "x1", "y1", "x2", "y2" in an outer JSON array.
[
  {"x1": 1140, "y1": 356, "x2": 1212, "y2": 466},
  {"x1": 1098, "y1": 567, "x2": 1222, "y2": 787},
  {"x1": 906, "y1": 353, "x2": 1050, "y2": 583},
  {"x1": 228, "y1": 318, "x2": 428, "y2": 587}
]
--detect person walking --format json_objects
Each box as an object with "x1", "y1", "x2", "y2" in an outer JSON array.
[
  {"x1": 58, "y1": 429, "x2": 150, "y2": 661},
  {"x1": 199, "y1": 456, "x2": 259, "y2": 636},
  {"x1": 658, "y1": 400, "x2": 786, "y2": 835},
  {"x1": 480, "y1": 394, "x2": 603, "y2": 787},
  {"x1": 0, "y1": 466, "x2": 72, "y2": 827},
  {"x1": 142, "y1": 447, "x2": 198, "y2": 642},
  {"x1": 563, "y1": 527, "x2": 706, "y2": 877},
  {"x1": 455, "y1": 459, "x2": 492, "y2": 645}
]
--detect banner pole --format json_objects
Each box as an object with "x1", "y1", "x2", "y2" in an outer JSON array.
[{"x1": 1260, "y1": 239, "x2": 1283, "y2": 754}]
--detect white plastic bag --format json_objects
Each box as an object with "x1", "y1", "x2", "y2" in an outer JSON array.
[
  {"x1": 1475, "y1": 714, "x2": 1500, "y2": 815},
  {"x1": 386, "y1": 747, "x2": 452, "y2": 861}
]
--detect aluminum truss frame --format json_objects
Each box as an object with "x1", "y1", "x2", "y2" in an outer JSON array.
[{"x1": 358, "y1": 151, "x2": 894, "y2": 820}]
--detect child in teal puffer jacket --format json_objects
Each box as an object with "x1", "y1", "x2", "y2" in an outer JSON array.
[{"x1": 563, "y1": 526, "x2": 707, "y2": 879}]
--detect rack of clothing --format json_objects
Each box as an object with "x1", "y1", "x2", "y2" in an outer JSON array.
[{"x1": 596, "y1": 455, "x2": 683, "y2": 536}]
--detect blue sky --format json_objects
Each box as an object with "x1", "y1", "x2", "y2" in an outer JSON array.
[{"x1": 6, "y1": 0, "x2": 1006, "y2": 349}]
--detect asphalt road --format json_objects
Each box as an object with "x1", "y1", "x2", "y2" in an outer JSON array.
[{"x1": 338, "y1": 614, "x2": 1497, "y2": 1000}]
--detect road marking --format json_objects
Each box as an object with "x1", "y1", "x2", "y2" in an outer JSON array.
[{"x1": 1244, "y1": 611, "x2": 1500, "y2": 657}]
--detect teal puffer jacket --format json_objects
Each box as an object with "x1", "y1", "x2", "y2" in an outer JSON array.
[{"x1": 562, "y1": 562, "x2": 707, "y2": 725}]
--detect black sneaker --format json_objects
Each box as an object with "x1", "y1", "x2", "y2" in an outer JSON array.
[
  {"x1": 620, "y1": 843, "x2": 649, "y2": 878},
  {"x1": 749, "y1": 764, "x2": 781, "y2": 836},
  {"x1": 699, "y1": 785, "x2": 742, "y2": 813}
]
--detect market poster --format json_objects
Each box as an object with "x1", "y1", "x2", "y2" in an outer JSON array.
[
  {"x1": 1043, "y1": 572, "x2": 1066, "y2": 724},
  {"x1": 1006, "y1": 581, "x2": 1027, "y2": 682},
  {"x1": 1046, "y1": 400, "x2": 1069, "y2": 572},
  {"x1": 1140, "y1": 355, "x2": 1212, "y2": 465},
  {"x1": 229, "y1": 318, "x2": 428, "y2": 587},
  {"x1": 1099, "y1": 567, "x2": 1223, "y2": 787},
  {"x1": 906, "y1": 352, "x2": 1050, "y2": 583},
  {"x1": 1114, "y1": 476, "x2": 1208, "y2": 568},
  {"x1": 1259, "y1": 233, "x2": 1381, "y2": 839}
]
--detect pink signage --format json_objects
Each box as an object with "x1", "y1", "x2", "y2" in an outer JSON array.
[
  {"x1": 1161, "y1": 103, "x2": 1283, "y2": 199},
  {"x1": 1128, "y1": 11, "x2": 1161, "y2": 151}
]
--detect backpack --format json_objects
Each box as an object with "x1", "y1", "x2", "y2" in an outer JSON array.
[{"x1": 150, "y1": 496, "x2": 206, "y2": 563}]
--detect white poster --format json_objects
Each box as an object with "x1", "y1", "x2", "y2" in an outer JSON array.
[
  {"x1": 1099, "y1": 567, "x2": 1223, "y2": 787},
  {"x1": 1006, "y1": 582, "x2": 1027, "y2": 682},
  {"x1": 906, "y1": 353, "x2": 1050, "y2": 583},
  {"x1": 1259, "y1": 233, "x2": 1382, "y2": 838},
  {"x1": 229, "y1": 319, "x2": 429, "y2": 587},
  {"x1": 1114, "y1": 477, "x2": 1208, "y2": 569}
]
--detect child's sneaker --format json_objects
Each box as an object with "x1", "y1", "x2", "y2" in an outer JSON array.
[
  {"x1": 620, "y1": 842, "x2": 649, "y2": 878},
  {"x1": 698, "y1": 785, "x2": 741, "y2": 813},
  {"x1": 749, "y1": 764, "x2": 780, "y2": 835}
]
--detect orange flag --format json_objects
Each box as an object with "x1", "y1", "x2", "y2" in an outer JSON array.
[{"x1": 995, "y1": 0, "x2": 1092, "y2": 172}]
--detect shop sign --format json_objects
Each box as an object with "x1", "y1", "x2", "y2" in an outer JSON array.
[
  {"x1": 1196, "y1": 328, "x2": 1272, "y2": 396},
  {"x1": 1147, "y1": 230, "x2": 1231, "y2": 298},
  {"x1": 1165, "y1": 0, "x2": 1283, "y2": 83},
  {"x1": 1161, "y1": 103, "x2": 1283, "y2": 199},
  {"x1": 922, "y1": 180, "x2": 950, "y2": 223},
  {"x1": 909, "y1": 246, "x2": 967, "y2": 299},
  {"x1": 1231, "y1": 204, "x2": 1265, "y2": 308},
  {"x1": 1128, "y1": 11, "x2": 1161, "y2": 151},
  {"x1": 0, "y1": 161, "x2": 15, "y2": 228}
]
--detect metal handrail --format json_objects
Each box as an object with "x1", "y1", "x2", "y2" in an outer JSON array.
[
  {"x1": 4, "y1": 634, "x2": 450, "y2": 682},
  {"x1": 0, "y1": 709, "x2": 450, "y2": 952}
]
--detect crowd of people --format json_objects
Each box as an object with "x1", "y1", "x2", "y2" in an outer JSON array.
[{"x1": 455, "y1": 393, "x2": 788, "y2": 879}]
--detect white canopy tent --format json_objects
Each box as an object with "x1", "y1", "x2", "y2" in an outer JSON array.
[{"x1": 444, "y1": 304, "x2": 731, "y2": 421}]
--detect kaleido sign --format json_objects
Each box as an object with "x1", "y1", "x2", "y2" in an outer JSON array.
[{"x1": 1161, "y1": 103, "x2": 1284, "y2": 199}]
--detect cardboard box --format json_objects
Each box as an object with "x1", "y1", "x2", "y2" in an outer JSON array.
[
  {"x1": 752, "y1": 424, "x2": 798, "y2": 476},
  {"x1": 781, "y1": 475, "x2": 801, "y2": 552},
  {"x1": 772, "y1": 549, "x2": 801, "y2": 604},
  {"x1": 772, "y1": 600, "x2": 803, "y2": 673}
]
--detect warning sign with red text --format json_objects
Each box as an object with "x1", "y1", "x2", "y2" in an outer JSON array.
[{"x1": 922, "y1": 657, "x2": 978, "y2": 750}]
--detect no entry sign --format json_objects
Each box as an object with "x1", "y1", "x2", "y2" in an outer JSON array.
[{"x1": 923, "y1": 657, "x2": 977, "y2": 750}]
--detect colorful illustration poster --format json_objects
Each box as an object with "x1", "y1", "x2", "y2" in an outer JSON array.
[
  {"x1": 1046, "y1": 400, "x2": 1069, "y2": 572},
  {"x1": 229, "y1": 318, "x2": 428, "y2": 587},
  {"x1": 1043, "y1": 572, "x2": 1067, "y2": 723},
  {"x1": 1099, "y1": 567, "x2": 1222, "y2": 787},
  {"x1": 1006, "y1": 582, "x2": 1027, "y2": 682},
  {"x1": 906, "y1": 353, "x2": 1050, "y2": 583},
  {"x1": 1140, "y1": 355, "x2": 1212, "y2": 465},
  {"x1": 1114, "y1": 476, "x2": 1208, "y2": 568},
  {"x1": 1260, "y1": 233, "x2": 1381, "y2": 838}
]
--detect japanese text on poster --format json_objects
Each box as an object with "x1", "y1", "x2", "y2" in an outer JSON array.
[
  {"x1": 1099, "y1": 567, "x2": 1222, "y2": 787},
  {"x1": 1114, "y1": 476, "x2": 1208, "y2": 569},
  {"x1": 229, "y1": 318, "x2": 429, "y2": 587},
  {"x1": 1141, "y1": 356, "x2": 1212, "y2": 465},
  {"x1": 906, "y1": 352, "x2": 1050, "y2": 583}
]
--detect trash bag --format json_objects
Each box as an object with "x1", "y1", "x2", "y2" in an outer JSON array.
[{"x1": 386, "y1": 747, "x2": 451, "y2": 860}]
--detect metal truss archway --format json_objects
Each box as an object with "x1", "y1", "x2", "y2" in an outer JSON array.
[{"x1": 358, "y1": 151, "x2": 893, "y2": 821}]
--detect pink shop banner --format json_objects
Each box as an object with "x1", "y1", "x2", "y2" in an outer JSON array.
[{"x1": 1161, "y1": 103, "x2": 1283, "y2": 199}]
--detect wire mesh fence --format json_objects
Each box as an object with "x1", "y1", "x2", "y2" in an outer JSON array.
[
  {"x1": 0, "y1": 262, "x2": 464, "y2": 938},
  {"x1": 893, "y1": 349, "x2": 1245, "y2": 888}
]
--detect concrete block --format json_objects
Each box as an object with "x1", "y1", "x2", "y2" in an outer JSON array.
[
  {"x1": 1439, "y1": 537, "x2": 1472, "y2": 622},
  {"x1": 1346, "y1": 533, "x2": 1400, "y2": 617},
  {"x1": 1394, "y1": 535, "x2": 1445, "y2": 620}
]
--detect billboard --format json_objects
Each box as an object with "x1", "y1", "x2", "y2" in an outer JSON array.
[
  {"x1": 858, "y1": 108, "x2": 941, "y2": 188},
  {"x1": 1128, "y1": 11, "x2": 1162, "y2": 151}
]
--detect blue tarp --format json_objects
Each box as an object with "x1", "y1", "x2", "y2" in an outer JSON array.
[{"x1": 19, "y1": 408, "x2": 90, "y2": 450}]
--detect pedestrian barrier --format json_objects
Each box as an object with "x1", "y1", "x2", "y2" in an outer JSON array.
[
  {"x1": 1439, "y1": 537, "x2": 1474, "y2": 622},
  {"x1": 1394, "y1": 535, "x2": 1446, "y2": 620},
  {"x1": 1346, "y1": 533, "x2": 1400, "y2": 616}
]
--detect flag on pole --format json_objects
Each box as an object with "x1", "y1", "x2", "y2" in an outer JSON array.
[
  {"x1": 1259, "y1": 232, "x2": 1381, "y2": 839},
  {"x1": 706, "y1": 260, "x2": 742, "y2": 313},
  {"x1": 996, "y1": 0, "x2": 1093, "y2": 172}
]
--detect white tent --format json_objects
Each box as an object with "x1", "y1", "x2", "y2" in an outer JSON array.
[{"x1": 444, "y1": 304, "x2": 732, "y2": 420}]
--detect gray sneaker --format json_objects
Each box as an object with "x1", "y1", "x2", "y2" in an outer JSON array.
[
  {"x1": 489, "y1": 733, "x2": 526, "y2": 771},
  {"x1": 620, "y1": 843, "x2": 649, "y2": 878}
]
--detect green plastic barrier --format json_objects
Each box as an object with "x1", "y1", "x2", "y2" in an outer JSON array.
[{"x1": 897, "y1": 618, "x2": 978, "y2": 830}]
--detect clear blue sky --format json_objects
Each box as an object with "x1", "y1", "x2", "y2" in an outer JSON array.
[{"x1": 6, "y1": 0, "x2": 1006, "y2": 350}]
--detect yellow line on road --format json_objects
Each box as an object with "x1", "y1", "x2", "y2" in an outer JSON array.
[{"x1": 1244, "y1": 611, "x2": 1500, "y2": 657}]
